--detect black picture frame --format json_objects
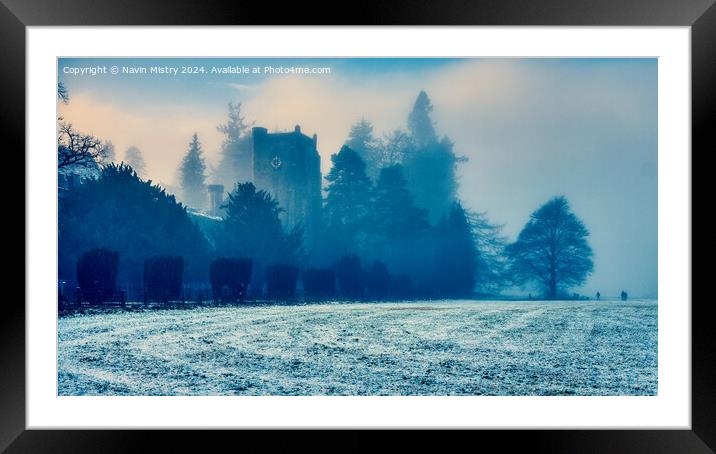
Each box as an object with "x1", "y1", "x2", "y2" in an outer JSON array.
[{"x1": 4, "y1": 0, "x2": 712, "y2": 451}]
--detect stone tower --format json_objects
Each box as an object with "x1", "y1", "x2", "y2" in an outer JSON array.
[{"x1": 252, "y1": 126, "x2": 322, "y2": 252}]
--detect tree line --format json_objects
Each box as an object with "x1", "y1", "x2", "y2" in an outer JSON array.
[{"x1": 58, "y1": 84, "x2": 594, "y2": 302}]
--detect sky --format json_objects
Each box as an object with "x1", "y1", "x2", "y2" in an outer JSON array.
[{"x1": 58, "y1": 57, "x2": 658, "y2": 298}]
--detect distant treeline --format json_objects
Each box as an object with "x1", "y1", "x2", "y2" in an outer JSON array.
[{"x1": 58, "y1": 87, "x2": 594, "y2": 301}]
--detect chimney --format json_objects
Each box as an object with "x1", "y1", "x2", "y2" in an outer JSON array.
[{"x1": 207, "y1": 184, "x2": 224, "y2": 216}]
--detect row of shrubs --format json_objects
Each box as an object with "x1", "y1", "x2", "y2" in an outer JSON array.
[{"x1": 75, "y1": 248, "x2": 413, "y2": 304}]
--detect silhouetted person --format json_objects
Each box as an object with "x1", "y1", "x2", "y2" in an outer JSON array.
[
  {"x1": 620, "y1": 290, "x2": 628, "y2": 301},
  {"x1": 596, "y1": 291, "x2": 600, "y2": 300}
]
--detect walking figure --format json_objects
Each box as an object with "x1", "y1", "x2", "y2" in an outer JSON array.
[
  {"x1": 596, "y1": 291, "x2": 600, "y2": 301},
  {"x1": 620, "y1": 290, "x2": 628, "y2": 301}
]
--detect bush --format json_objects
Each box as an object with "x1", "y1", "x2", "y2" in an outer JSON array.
[
  {"x1": 389, "y1": 274, "x2": 413, "y2": 298},
  {"x1": 266, "y1": 264, "x2": 299, "y2": 299},
  {"x1": 302, "y1": 268, "x2": 336, "y2": 298},
  {"x1": 335, "y1": 254, "x2": 364, "y2": 299},
  {"x1": 365, "y1": 261, "x2": 390, "y2": 299},
  {"x1": 144, "y1": 255, "x2": 183, "y2": 303},
  {"x1": 76, "y1": 248, "x2": 119, "y2": 304},
  {"x1": 209, "y1": 257, "x2": 252, "y2": 302},
  {"x1": 59, "y1": 164, "x2": 209, "y2": 293}
]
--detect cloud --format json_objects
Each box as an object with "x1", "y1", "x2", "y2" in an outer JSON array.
[{"x1": 226, "y1": 83, "x2": 257, "y2": 91}]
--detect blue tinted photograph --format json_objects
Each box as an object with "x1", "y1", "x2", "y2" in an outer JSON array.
[{"x1": 57, "y1": 57, "x2": 657, "y2": 396}]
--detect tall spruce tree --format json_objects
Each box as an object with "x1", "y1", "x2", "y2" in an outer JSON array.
[
  {"x1": 219, "y1": 182, "x2": 304, "y2": 289},
  {"x1": 407, "y1": 90, "x2": 438, "y2": 147},
  {"x1": 372, "y1": 164, "x2": 429, "y2": 240},
  {"x1": 323, "y1": 145, "x2": 373, "y2": 258},
  {"x1": 215, "y1": 102, "x2": 253, "y2": 187},
  {"x1": 179, "y1": 133, "x2": 208, "y2": 209},
  {"x1": 370, "y1": 164, "x2": 430, "y2": 278},
  {"x1": 432, "y1": 202, "x2": 479, "y2": 296},
  {"x1": 403, "y1": 91, "x2": 462, "y2": 223},
  {"x1": 404, "y1": 137, "x2": 459, "y2": 223},
  {"x1": 101, "y1": 140, "x2": 116, "y2": 166},
  {"x1": 123, "y1": 146, "x2": 147, "y2": 179}
]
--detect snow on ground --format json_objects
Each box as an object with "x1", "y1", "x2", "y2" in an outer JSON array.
[{"x1": 58, "y1": 300, "x2": 657, "y2": 396}]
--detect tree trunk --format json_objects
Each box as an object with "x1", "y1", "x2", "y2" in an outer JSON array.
[{"x1": 548, "y1": 278, "x2": 557, "y2": 300}]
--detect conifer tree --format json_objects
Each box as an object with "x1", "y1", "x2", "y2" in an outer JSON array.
[
  {"x1": 179, "y1": 133, "x2": 208, "y2": 209},
  {"x1": 369, "y1": 164, "x2": 430, "y2": 278},
  {"x1": 58, "y1": 163, "x2": 209, "y2": 294},
  {"x1": 372, "y1": 164, "x2": 429, "y2": 240},
  {"x1": 403, "y1": 91, "x2": 463, "y2": 223},
  {"x1": 123, "y1": 145, "x2": 147, "y2": 178},
  {"x1": 323, "y1": 145, "x2": 373, "y2": 257},
  {"x1": 219, "y1": 182, "x2": 304, "y2": 288},
  {"x1": 215, "y1": 102, "x2": 253, "y2": 187},
  {"x1": 407, "y1": 90, "x2": 438, "y2": 147},
  {"x1": 432, "y1": 202, "x2": 478, "y2": 296},
  {"x1": 102, "y1": 140, "x2": 116, "y2": 165}
]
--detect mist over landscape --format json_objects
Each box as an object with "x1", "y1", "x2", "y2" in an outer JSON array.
[
  {"x1": 58, "y1": 57, "x2": 657, "y2": 298},
  {"x1": 56, "y1": 56, "x2": 659, "y2": 398}
]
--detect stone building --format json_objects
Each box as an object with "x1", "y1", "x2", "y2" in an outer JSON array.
[{"x1": 252, "y1": 125, "x2": 322, "y2": 251}]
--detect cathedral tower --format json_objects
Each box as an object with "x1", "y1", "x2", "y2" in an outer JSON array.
[{"x1": 252, "y1": 126, "x2": 322, "y2": 253}]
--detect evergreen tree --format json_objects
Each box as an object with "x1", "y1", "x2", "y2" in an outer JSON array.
[
  {"x1": 432, "y1": 202, "x2": 478, "y2": 296},
  {"x1": 220, "y1": 182, "x2": 284, "y2": 258},
  {"x1": 219, "y1": 182, "x2": 305, "y2": 288},
  {"x1": 179, "y1": 133, "x2": 208, "y2": 209},
  {"x1": 215, "y1": 102, "x2": 253, "y2": 187},
  {"x1": 102, "y1": 140, "x2": 116, "y2": 165},
  {"x1": 323, "y1": 145, "x2": 373, "y2": 258},
  {"x1": 407, "y1": 90, "x2": 438, "y2": 147},
  {"x1": 59, "y1": 163, "x2": 210, "y2": 296},
  {"x1": 368, "y1": 164, "x2": 430, "y2": 275},
  {"x1": 371, "y1": 164, "x2": 429, "y2": 243},
  {"x1": 403, "y1": 91, "x2": 463, "y2": 223},
  {"x1": 404, "y1": 137, "x2": 459, "y2": 223},
  {"x1": 345, "y1": 118, "x2": 382, "y2": 180},
  {"x1": 369, "y1": 164, "x2": 432, "y2": 292},
  {"x1": 123, "y1": 146, "x2": 147, "y2": 178}
]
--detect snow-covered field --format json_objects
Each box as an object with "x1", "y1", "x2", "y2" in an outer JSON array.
[{"x1": 58, "y1": 300, "x2": 657, "y2": 396}]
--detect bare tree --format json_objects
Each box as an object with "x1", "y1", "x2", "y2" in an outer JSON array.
[
  {"x1": 506, "y1": 196, "x2": 593, "y2": 299},
  {"x1": 57, "y1": 122, "x2": 106, "y2": 170},
  {"x1": 57, "y1": 82, "x2": 69, "y2": 104}
]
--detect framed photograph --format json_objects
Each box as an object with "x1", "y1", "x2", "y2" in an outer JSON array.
[{"x1": 6, "y1": 0, "x2": 712, "y2": 450}]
